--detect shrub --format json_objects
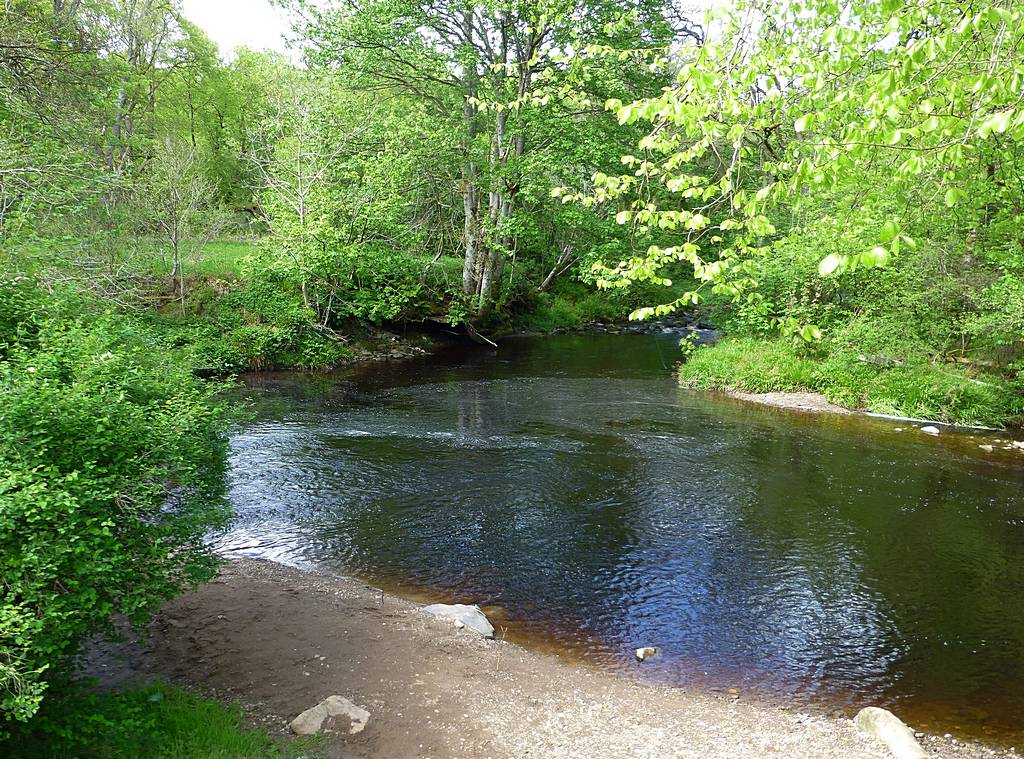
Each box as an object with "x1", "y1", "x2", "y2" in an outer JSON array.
[
  {"x1": 0, "y1": 279, "x2": 229, "y2": 725},
  {"x1": 149, "y1": 270, "x2": 353, "y2": 372}
]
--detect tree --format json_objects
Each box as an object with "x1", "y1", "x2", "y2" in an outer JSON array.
[
  {"x1": 247, "y1": 69, "x2": 375, "y2": 317},
  {"x1": 563, "y1": 0, "x2": 1024, "y2": 337},
  {"x1": 140, "y1": 135, "x2": 227, "y2": 309},
  {"x1": 297, "y1": 0, "x2": 679, "y2": 320}
]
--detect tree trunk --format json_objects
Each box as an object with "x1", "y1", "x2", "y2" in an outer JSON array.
[{"x1": 459, "y1": 9, "x2": 482, "y2": 302}]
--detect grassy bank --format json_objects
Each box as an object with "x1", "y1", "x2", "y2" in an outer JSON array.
[
  {"x1": 3, "y1": 681, "x2": 320, "y2": 758},
  {"x1": 680, "y1": 337, "x2": 1022, "y2": 427}
]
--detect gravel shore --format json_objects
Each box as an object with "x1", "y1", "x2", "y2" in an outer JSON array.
[{"x1": 83, "y1": 558, "x2": 1017, "y2": 759}]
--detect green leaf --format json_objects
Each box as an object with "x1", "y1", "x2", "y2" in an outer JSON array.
[
  {"x1": 818, "y1": 253, "x2": 843, "y2": 276},
  {"x1": 979, "y1": 110, "x2": 1012, "y2": 136},
  {"x1": 863, "y1": 246, "x2": 890, "y2": 267},
  {"x1": 799, "y1": 325, "x2": 823, "y2": 342},
  {"x1": 879, "y1": 220, "x2": 899, "y2": 243}
]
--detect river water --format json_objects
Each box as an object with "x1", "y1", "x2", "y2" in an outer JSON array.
[{"x1": 217, "y1": 334, "x2": 1024, "y2": 744}]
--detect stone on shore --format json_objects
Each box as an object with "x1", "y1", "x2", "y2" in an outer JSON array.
[
  {"x1": 920, "y1": 425, "x2": 941, "y2": 435},
  {"x1": 854, "y1": 707, "x2": 928, "y2": 759},
  {"x1": 635, "y1": 646, "x2": 660, "y2": 661},
  {"x1": 290, "y1": 695, "x2": 370, "y2": 736},
  {"x1": 422, "y1": 603, "x2": 495, "y2": 638}
]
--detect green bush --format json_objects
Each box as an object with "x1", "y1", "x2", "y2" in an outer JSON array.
[
  {"x1": 508, "y1": 273, "x2": 679, "y2": 332},
  {"x1": 0, "y1": 279, "x2": 229, "y2": 725},
  {"x1": 815, "y1": 317, "x2": 1021, "y2": 425},
  {"x1": 150, "y1": 270, "x2": 353, "y2": 372},
  {"x1": 513, "y1": 291, "x2": 620, "y2": 332},
  {"x1": 309, "y1": 245, "x2": 426, "y2": 323}
]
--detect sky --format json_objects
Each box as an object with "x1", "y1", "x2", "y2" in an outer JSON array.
[
  {"x1": 181, "y1": 0, "x2": 725, "y2": 60},
  {"x1": 180, "y1": 0, "x2": 295, "y2": 59}
]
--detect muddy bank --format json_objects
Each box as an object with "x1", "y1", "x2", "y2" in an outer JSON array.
[
  {"x1": 81, "y1": 559, "x2": 1015, "y2": 759},
  {"x1": 724, "y1": 390, "x2": 854, "y2": 415}
]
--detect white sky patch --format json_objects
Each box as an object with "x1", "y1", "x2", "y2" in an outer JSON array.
[
  {"x1": 181, "y1": 0, "x2": 731, "y2": 62},
  {"x1": 181, "y1": 0, "x2": 296, "y2": 60}
]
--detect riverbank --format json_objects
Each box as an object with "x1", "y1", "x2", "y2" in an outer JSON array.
[
  {"x1": 723, "y1": 389, "x2": 854, "y2": 415},
  {"x1": 81, "y1": 558, "x2": 1014, "y2": 759},
  {"x1": 678, "y1": 336, "x2": 1023, "y2": 428}
]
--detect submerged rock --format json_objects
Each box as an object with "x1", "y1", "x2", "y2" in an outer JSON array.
[
  {"x1": 635, "y1": 646, "x2": 660, "y2": 661},
  {"x1": 920, "y1": 425, "x2": 941, "y2": 435},
  {"x1": 854, "y1": 707, "x2": 927, "y2": 759},
  {"x1": 422, "y1": 603, "x2": 495, "y2": 638},
  {"x1": 290, "y1": 695, "x2": 370, "y2": 736}
]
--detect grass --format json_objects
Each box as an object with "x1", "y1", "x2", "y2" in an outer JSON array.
[
  {"x1": 189, "y1": 239, "x2": 261, "y2": 278},
  {"x1": 2, "y1": 681, "x2": 322, "y2": 759},
  {"x1": 678, "y1": 337, "x2": 820, "y2": 393},
  {"x1": 679, "y1": 336, "x2": 1023, "y2": 427}
]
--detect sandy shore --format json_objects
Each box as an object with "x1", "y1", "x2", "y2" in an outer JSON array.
[
  {"x1": 724, "y1": 390, "x2": 854, "y2": 415},
  {"x1": 82, "y1": 558, "x2": 1015, "y2": 759}
]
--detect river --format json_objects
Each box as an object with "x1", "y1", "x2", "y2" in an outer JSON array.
[{"x1": 216, "y1": 333, "x2": 1024, "y2": 744}]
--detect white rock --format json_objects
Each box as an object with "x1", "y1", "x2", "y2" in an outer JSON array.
[
  {"x1": 635, "y1": 646, "x2": 660, "y2": 661},
  {"x1": 1012, "y1": 441, "x2": 1024, "y2": 450},
  {"x1": 290, "y1": 695, "x2": 370, "y2": 736},
  {"x1": 920, "y1": 425, "x2": 941, "y2": 435},
  {"x1": 854, "y1": 707, "x2": 928, "y2": 759},
  {"x1": 422, "y1": 603, "x2": 494, "y2": 638},
  {"x1": 979, "y1": 444, "x2": 994, "y2": 452}
]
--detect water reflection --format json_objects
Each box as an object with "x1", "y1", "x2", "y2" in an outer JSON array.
[{"x1": 216, "y1": 334, "x2": 1024, "y2": 743}]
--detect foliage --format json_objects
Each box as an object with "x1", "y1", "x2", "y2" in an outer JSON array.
[
  {"x1": 299, "y1": 0, "x2": 684, "y2": 317},
  {"x1": 2, "y1": 680, "x2": 322, "y2": 758},
  {"x1": 0, "y1": 279, "x2": 229, "y2": 724},
  {"x1": 680, "y1": 335, "x2": 1022, "y2": 427},
  {"x1": 149, "y1": 278, "x2": 353, "y2": 372},
  {"x1": 570, "y1": 0, "x2": 1024, "y2": 318},
  {"x1": 543, "y1": 0, "x2": 1024, "y2": 421},
  {"x1": 513, "y1": 290, "x2": 623, "y2": 333},
  {"x1": 136, "y1": 136, "x2": 231, "y2": 307},
  {"x1": 679, "y1": 338, "x2": 820, "y2": 394}
]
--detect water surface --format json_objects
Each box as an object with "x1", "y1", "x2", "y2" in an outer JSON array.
[{"x1": 218, "y1": 334, "x2": 1024, "y2": 743}]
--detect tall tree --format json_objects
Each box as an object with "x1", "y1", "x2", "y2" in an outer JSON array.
[{"x1": 296, "y1": 0, "x2": 678, "y2": 320}]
